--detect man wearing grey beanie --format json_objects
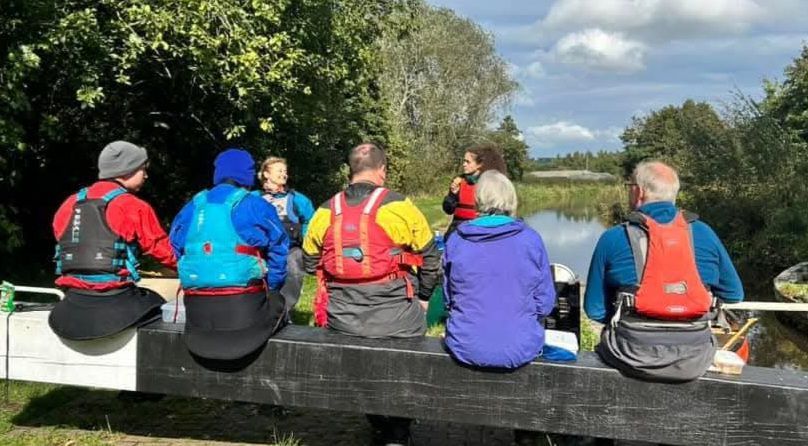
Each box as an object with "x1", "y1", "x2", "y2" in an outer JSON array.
[{"x1": 49, "y1": 140, "x2": 178, "y2": 340}]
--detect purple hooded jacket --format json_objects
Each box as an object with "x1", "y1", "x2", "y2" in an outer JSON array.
[{"x1": 443, "y1": 215, "x2": 556, "y2": 369}]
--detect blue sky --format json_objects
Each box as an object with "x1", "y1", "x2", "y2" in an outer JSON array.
[{"x1": 428, "y1": 0, "x2": 808, "y2": 157}]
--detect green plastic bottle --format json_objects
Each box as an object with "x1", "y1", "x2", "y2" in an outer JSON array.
[{"x1": 0, "y1": 281, "x2": 15, "y2": 313}]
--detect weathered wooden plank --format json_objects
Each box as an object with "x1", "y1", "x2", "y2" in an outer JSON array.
[
  {"x1": 137, "y1": 322, "x2": 808, "y2": 446},
  {"x1": 0, "y1": 310, "x2": 137, "y2": 390}
]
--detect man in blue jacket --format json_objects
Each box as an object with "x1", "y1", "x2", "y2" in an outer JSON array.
[
  {"x1": 585, "y1": 160, "x2": 744, "y2": 382},
  {"x1": 170, "y1": 148, "x2": 289, "y2": 360}
]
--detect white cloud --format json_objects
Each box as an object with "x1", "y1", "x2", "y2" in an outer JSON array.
[
  {"x1": 509, "y1": 60, "x2": 546, "y2": 80},
  {"x1": 525, "y1": 61, "x2": 546, "y2": 78},
  {"x1": 494, "y1": 0, "x2": 802, "y2": 50},
  {"x1": 554, "y1": 29, "x2": 646, "y2": 72},
  {"x1": 595, "y1": 126, "x2": 624, "y2": 142},
  {"x1": 515, "y1": 85, "x2": 537, "y2": 107},
  {"x1": 541, "y1": 0, "x2": 763, "y2": 42},
  {"x1": 527, "y1": 121, "x2": 596, "y2": 148}
]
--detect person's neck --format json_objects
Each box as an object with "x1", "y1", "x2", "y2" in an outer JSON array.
[
  {"x1": 265, "y1": 182, "x2": 286, "y2": 194},
  {"x1": 107, "y1": 178, "x2": 134, "y2": 193},
  {"x1": 635, "y1": 200, "x2": 674, "y2": 210},
  {"x1": 350, "y1": 174, "x2": 382, "y2": 187}
]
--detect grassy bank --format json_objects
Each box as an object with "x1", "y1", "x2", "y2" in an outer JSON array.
[
  {"x1": 3, "y1": 181, "x2": 618, "y2": 444},
  {"x1": 413, "y1": 181, "x2": 625, "y2": 231}
]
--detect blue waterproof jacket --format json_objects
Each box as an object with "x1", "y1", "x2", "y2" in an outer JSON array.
[{"x1": 443, "y1": 216, "x2": 556, "y2": 369}]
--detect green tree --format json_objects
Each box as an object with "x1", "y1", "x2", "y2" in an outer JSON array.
[
  {"x1": 620, "y1": 99, "x2": 726, "y2": 182},
  {"x1": 0, "y1": 0, "x2": 395, "y2": 281},
  {"x1": 378, "y1": 2, "x2": 517, "y2": 192},
  {"x1": 765, "y1": 45, "x2": 808, "y2": 143},
  {"x1": 488, "y1": 115, "x2": 528, "y2": 180}
]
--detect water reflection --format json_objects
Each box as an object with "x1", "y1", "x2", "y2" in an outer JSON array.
[
  {"x1": 524, "y1": 206, "x2": 808, "y2": 369},
  {"x1": 523, "y1": 208, "x2": 606, "y2": 281},
  {"x1": 748, "y1": 312, "x2": 808, "y2": 369}
]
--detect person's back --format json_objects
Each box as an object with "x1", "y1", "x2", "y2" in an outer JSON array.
[
  {"x1": 171, "y1": 148, "x2": 289, "y2": 361},
  {"x1": 49, "y1": 141, "x2": 177, "y2": 340},
  {"x1": 302, "y1": 142, "x2": 440, "y2": 445},
  {"x1": 585, "y1": 160, "x2": 744, "y2": 382},
  {"x1": 303, "y1": 144, "x2": 440, "y2": 338},
  {"x1": 443, "y1": 198, "x2": 555, "y2": 368}
]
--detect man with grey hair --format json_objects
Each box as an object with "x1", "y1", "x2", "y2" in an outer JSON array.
[{"x1": 584, "y1": 160, "x2": 744, "y2": 382}]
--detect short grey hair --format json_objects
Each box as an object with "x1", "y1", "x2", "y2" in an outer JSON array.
[
  {"x1": 633, "y1": 160, "x2": 680, "y2": 203},
  {"x1": 475, "y1": 170, "x2": 518, "y2": 217}
]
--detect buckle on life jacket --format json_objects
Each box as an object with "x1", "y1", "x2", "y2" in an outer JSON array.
[
  {"x1": 342, "y1": 247, "x2": 364, "y2": 262},
  {"x1": 395, "y1": 251, "x2": 423, "y2": 268},
  {"x1": 611, "y1": 290, "x2": 718, "y2": 327}
]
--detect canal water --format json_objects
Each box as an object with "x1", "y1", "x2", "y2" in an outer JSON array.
[{"x1": 524, "y1": 207, "x2": 808, "y2": 370}]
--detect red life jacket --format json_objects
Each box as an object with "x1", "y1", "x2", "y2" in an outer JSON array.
[
  {"x1": 454, "y1": 180, "x2": 477, "y2": 220},
  {"x1": 314, "y1": 187, "x2": 423, "y2": 326},
  {"x1": 624, "y1": 211, "x2": 713, "y2": 321}
]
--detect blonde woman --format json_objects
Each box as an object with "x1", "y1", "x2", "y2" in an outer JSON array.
[{"x1": 258, "y1": 157, "x2": 315, "y2": 311}]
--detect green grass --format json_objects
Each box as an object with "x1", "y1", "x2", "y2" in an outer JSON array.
[
  {"x1": 776, "y1": 283, "x2": 808, "y2": 303},
  {"x1": 411, "y1": 194, "x2": 452, "y2": 231},
  {"x1": 425, "y1": 322, "x2": 446, "y2": 338},
  {"x1": 0, "y1": 381, "x2": 329, "y2": 445},
  {"x1": 579, "y1": 315, "x2": 600, "y2": 352}
]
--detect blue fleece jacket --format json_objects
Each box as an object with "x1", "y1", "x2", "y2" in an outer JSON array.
[
  {"x1": 584, "y1": 201, "x2": 744, "y2": 323},
  {"x1": 443, "y1": 216, "x2": 556, "y2": 369}
]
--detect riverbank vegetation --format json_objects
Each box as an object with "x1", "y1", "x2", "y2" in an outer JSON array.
[{"x1": 527, "y1": 151, "x2": 625, "y2": 177}]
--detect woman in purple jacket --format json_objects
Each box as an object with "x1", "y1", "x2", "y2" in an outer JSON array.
[{"x1": 443, "y1": 170, "x2": 556, "y2": 369}]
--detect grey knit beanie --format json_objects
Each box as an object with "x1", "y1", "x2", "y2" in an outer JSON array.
[{"x1": 98, "y1": 141, "x2": 148, "y2": 179}]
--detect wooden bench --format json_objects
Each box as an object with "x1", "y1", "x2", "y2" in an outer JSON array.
[{"x1": 3, "y1": 310, "x2": 808, "y2": 445}]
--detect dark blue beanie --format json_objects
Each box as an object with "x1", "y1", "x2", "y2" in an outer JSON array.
[{"x1": 213, "y1": 148, "x2": 255, "y2": 187}]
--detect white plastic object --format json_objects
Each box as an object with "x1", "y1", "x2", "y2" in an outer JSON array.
[
  {"x1": 545, "y1": 329, "x2": 579, "y2": 354},
  {"x1": 708, "y1": 350, "x2": 745, "y2": 375},
  {"x1": 161, "y1": 300, "x2": 185, "y2": 324},
  {"x1": 551, "y1": 263, "x2": 577, "y2": 284}
]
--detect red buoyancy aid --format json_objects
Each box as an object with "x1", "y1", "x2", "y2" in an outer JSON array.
[
  {"x1": 454, "y1": 180, "x2": 477, "y2": 220},
  {"x1": 627, "y1": 211, "x2": 713, "y2": 321},
  {"x1": 314, "y1": 187, "x2": 423, "y2": 326}
]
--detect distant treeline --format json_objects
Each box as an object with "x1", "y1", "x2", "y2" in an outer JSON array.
[{"x1": 527, "y1": 151, "x2": 624, "y2": 177}]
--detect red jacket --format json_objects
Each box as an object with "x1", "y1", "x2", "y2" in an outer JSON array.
[{"x1": 53, "y1": 180, "x2": 177, "y2": 291}]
